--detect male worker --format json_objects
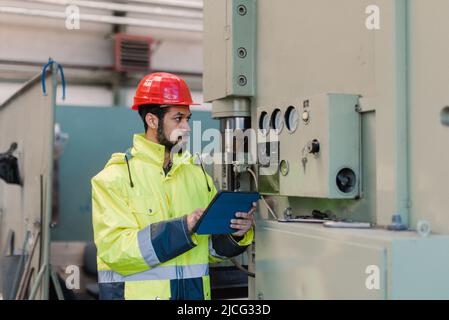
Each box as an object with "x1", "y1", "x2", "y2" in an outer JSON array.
[{"x1": 91, "y1": 72, "x2": 255, "y2": 300}]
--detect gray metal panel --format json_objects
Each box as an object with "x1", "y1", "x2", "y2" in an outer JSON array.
[
  {"x1": 203, "y1": 0, "x2": 227, "y2": 101},
  {"x1": 248, "y1": 0, "x2": 401, "y2": 224},
  {"x1": 407, "y1": 0, "x2": 449, "y2": 234},
  {"x1": 256, "y1": 221, "x2": 449, "y2": 299},
  {"x1": 0, "y1": 71, "x2": 54, "y2": 299},
  {"x1": 256, "y1": 221, "x2": 387, "y2": 299}
]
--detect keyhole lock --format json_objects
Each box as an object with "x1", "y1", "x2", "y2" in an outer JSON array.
[{"x1": 307, "y1": 139, "x2": 320, "y2": 154}]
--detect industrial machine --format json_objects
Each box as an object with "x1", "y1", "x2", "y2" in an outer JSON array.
[{"x1": 203, "y1": 0, "x2": 449, "y2": 299}]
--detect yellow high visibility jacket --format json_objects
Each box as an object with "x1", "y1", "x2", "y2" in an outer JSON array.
[{"x1": 92, "y1": 133, "x2": 253, "y2": 300}]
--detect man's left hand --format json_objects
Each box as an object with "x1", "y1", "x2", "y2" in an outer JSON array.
[{"x1": 230, "y1": 202, "x2": 257, "y2": 237}]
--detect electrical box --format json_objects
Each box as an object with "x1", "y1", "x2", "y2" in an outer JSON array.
[{"x1": 257, "y1": 93, "x2": 361, "y2": 199}]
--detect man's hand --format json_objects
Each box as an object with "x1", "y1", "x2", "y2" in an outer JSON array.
[
  {"x1": 230, "y1": 202, "x2": 257, "y2": 237},
  {"x1": 187, "y1": 208, "x2": 205, "y2": 233}
]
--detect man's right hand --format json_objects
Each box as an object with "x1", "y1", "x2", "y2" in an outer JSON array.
[{"x1": 186, "y1": 208, "x2": 205, "y2": 233}]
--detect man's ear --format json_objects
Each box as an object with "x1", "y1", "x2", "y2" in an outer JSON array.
[{"x1": 145, "y1": 113, "x2": 158, "y2": 129}]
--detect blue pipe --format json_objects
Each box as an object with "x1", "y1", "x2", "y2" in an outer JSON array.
[{"x1": 41, "y1": 58, "x2": 66, "y2": 100}]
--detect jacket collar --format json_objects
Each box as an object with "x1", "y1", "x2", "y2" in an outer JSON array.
[{"x1": 131, "y1": 133, "x2": 192, "y2": 170}]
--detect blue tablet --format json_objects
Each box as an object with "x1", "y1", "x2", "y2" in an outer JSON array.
[{"x1": 194, "y1": 191, "x2": 260, "y2": 235}]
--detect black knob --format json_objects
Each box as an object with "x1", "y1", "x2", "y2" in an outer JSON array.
[
  {"x1": 336, "y1": 168, "x2": 356, "y2": 193},
  {"x1": 307, "y1": 139, "x2": 320, "y2": 154}
]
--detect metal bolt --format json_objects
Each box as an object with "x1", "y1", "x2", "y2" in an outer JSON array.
[
  {"x1": 237, "y1": 75, "x2": 247, "y2": 86},
  {"x1": 237, "y1": 47, "x2": 247, "y2": 58},
  {"x1": 237, "y1": 4, "x2": 247, "y2": 16}
]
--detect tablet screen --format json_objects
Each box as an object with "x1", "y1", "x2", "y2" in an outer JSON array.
[{"x1": 194, "y1": 191, "x2": 260, "y2": 235}]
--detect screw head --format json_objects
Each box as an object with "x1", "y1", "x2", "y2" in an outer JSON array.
[
  {"x1": 237, "y1": 5, "x2": 247, "y2": 16},
  {"x1": 237, "y1": 47, "x2": 247, "y2": 58},
  {"x1": 237, "y1": 75, "x2": 247, "y2": 86}
]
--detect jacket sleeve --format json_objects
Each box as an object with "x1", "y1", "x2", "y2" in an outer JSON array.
[
  {"x1": 203, "y1": 175, "x2": 254, "y2": 264},
  {"x1": 208, "y1": 232, "x2": 254, "y2": 264},
  {"x1": 92, "y1": 175, "x2": 196, "y2": 276}
]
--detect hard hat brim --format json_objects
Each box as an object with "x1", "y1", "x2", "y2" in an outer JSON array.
[{"x1": 131, "y1": 102, "x2": 201, "y2": 111}]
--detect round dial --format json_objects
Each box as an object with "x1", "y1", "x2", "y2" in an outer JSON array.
[
  {"x1": 259, "y1": 111, "x2": 270, "y2": 134},
  {"x1": 271, "y1": 109, "x2": 283, "y2": 132},
  {"x1": 285, "y1": 106, "x2": 299, "y2": 132}
]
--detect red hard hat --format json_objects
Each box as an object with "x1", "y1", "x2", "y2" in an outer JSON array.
[{"x1": 131, "y1": 72, "x2": 200, "y2": 110}]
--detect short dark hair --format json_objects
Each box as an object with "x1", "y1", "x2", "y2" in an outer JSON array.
[{"x1": 137, "y1": 104, "x2": 168, "y2": 132}]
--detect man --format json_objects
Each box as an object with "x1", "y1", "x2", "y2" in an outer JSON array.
[{"x1": 91, "y1": 72, "x2": 255, "y2": 300}]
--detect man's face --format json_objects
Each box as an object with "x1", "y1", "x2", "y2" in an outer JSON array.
[{"x1": 159, "y1": 106, "x2": 192, "y2": 151}]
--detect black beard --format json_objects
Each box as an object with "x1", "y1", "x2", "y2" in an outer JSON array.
[
  {"x1": 157, "y1": 123, "x2": 176, "y2": 152},
  {"x1": 157, "y1": 122, "x2": 187, "y2": 155}
]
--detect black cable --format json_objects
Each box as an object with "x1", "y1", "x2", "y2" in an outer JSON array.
[{"x1": 124, "y1": 155, "x2": 134, "y2": 188}]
